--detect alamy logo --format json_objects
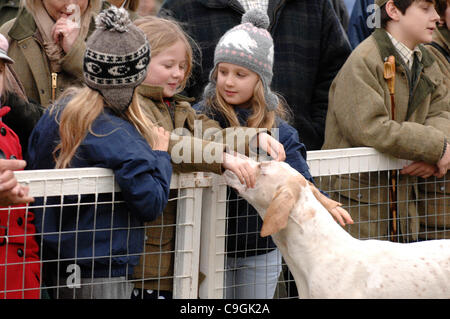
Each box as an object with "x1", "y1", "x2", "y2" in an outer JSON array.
[
  {"x1": 66, "y1": 264, "x2": 81, "y2": 288},
  {"x1": 366, "y1": 4, "x2": 381, "y2": 29}
]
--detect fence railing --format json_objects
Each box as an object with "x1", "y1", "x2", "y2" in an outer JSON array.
[{"x1": 2, "y1": 147, "x2": 447, "y2": 299}]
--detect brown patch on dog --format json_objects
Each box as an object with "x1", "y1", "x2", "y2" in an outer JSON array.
[{"x1": 261, "y1": 174, "x2": 305, "y2": 237}]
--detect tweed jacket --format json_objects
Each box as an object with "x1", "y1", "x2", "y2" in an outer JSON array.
[
  {"x1": 322, "y1": 29, "x2": 450, "y2": 240},
  {"x1": 420, "y1": 27, "x2": 450, "y2": 240},
  {"x1": 427, "y1": 27, "x2": 450, "y2": 79},
  {"x1": 159, "y1": 0, "x2": 352, "y2": 151}
]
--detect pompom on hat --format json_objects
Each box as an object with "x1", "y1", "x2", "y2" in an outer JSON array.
[
  {"x1": 203, "y1": 9, "x2": 278, "y2": 111},
  {"x1": 83, "y1": 6, "x2": 150, "y2": 113}
]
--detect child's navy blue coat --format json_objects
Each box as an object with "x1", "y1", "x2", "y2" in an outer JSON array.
[{"x1": 27, "y1": 100, "x2": 172, "y2": 278}]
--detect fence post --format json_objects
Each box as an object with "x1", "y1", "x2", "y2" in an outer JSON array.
[{"x1": 198, "y1": 174, "x2": 227, "y2": 298}]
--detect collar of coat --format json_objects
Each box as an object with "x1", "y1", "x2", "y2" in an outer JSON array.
[
  {"x1": 435, "y1": 26, "x2": 450, "y2": 52},
  {"x1": 372, "y1": 28, "x2": 435, "y2": 69},
  {"x1": 7, "y1": 2, "x2": 112, "y2": 41},
  {"x1": 137, "y1": 84, "x2": 195, "y2": 104}
]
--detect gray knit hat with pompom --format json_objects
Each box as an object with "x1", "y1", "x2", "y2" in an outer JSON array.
[
  {"x1": 83, "y1": 6, "x2": 150, "y2": 113},
  {"x1": 203, "y1": 9, "x2": 278, "y2": 111}
]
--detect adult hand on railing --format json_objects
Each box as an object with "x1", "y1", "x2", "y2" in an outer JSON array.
[
  {"x1": 0, "y1": 159, "x2": 34, "y2": 206},
  {"x1": 152, "y1": 126, "x2": 170, "y2": 152},
  {"x1": 400, "y1": 161, "x2": 438, "y2": 179},
  {"x1": 436, "y1": 142, "x2": 450, "y2": 178}
]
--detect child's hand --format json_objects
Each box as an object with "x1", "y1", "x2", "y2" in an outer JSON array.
[
  {"x1": 400, "y1": 161, "x2": 438, "y2": 179},
  {"x1": 254, "y1": 132, "x2": 286, "y2": 162},
  {"x1": 222, "y1": 152, "x2": 256, "y2": 188},
  {"x1": 329, "y1": 206, "x2": 354, "y2": 227},
  {"x1": 436, "y1": 142, "x2": 450, "y2": 178},
  {"x1": 0, "y1": 159, "x2": 34, "y2": 206},
  {"x1": 152, "y1": 126, "x2": 170, "y2": 152}
]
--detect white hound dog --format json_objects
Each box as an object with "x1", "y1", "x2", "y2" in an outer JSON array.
[{"x1": 224, "y1": 160, "x2": 450, "y2": 298}]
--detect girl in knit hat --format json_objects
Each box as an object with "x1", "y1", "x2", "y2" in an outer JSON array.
[
  {"x1": 131, "y1": 14, "x2": 286, "y2": 299},
  {"x1": 27, "y1": 6, "x2": 172, "y2": 299},
  {"x1": 194, "y1": 9, "x2": 352, "y2": 299}
]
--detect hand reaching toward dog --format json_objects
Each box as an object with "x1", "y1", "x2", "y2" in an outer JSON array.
[
  {"x1": 222, "y1": 152, "x2": 256, "y2": 188},
  {"x1": 308, "y1": 181, "x2": 354, "y2": 227},
  {"x1": 253, "y1": 132, "x2": 286, "y2": 162}
]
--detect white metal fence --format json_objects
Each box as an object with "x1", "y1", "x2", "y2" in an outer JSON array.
[{"x1": 0, "y1": 147, "x2": 447, "y2": 299}]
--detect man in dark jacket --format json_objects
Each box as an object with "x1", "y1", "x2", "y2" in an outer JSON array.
[{"x1": 158, "y1": 0, "x2": 351, "y2": 151}]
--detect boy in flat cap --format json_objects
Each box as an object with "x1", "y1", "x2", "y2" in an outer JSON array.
[{"x1": 322, "y1": 0, "x2": 450, "y2": 241}]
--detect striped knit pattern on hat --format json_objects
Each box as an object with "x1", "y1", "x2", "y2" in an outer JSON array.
[
  {"x1": 83, "y1": 6, "x2": 150, "y2": 113},
  {"x1": 203, "y1": 9, "x2": 278, "y2": 111}
]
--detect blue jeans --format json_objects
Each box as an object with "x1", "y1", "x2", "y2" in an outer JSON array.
[{"x1": 225, "y1": 249, "x2": 282, "y2": 299}]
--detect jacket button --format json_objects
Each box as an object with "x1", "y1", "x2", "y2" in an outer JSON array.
[
  {"x1": 17, "y1": 217, "x2": 23, "y2": 226},
  {"x1": 0, "y1": 127, "x2": 6, "y2": 136},
  {"x1": 17, "y1": 248, "x2": 24, "y2": 257}
]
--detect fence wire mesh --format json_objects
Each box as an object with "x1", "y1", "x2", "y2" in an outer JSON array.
[{"x1": 0, "y1": 148, "x2": 448, "y2": 299}]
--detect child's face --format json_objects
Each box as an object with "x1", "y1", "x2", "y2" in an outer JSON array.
[
  {"x1": 216, "y1": 62, "x2": 259, "y2": 109},
  {"x1": 394, "y1": 1, "x2": 440, "y2": 48},
  {"x1": 143, "y1": 40, "x2": 187, "y2": 98}
]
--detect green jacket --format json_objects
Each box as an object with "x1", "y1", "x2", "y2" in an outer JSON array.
[
  {"x1": 427, "y1": 27, "x2": 450, "y2": 80},
  {"x1": 0, "y1": 8, "x2": 94, "y2": 106},
  {"x1": 0, "y1": 2, "x2": 136, "y2": 107},
  {"x1": 322, "y1": 29, "x2": 450, "y2": 241}
]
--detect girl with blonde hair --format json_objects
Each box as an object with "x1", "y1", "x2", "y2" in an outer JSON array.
[
  {"x1": 27, "y1": 7, "x2": 172, "y2": 299},
  {"x1": 194, "y1": 10, "x2": 326, "y2": 299}
]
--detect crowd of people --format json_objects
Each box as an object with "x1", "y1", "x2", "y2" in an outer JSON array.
[{"x1": 0, "y1": 0, "x2": 448, "y2": 299}]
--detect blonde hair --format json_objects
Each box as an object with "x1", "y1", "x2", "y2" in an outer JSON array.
[
  {"x1": 134, "y1": 15, "x2": 196, "y2": 93},
  {"x1": 205, "y1": 68, "x2": 290, "y2": 130},
  {"x1": 53, "y1": 86, "x2": 156, "y2": 168}
]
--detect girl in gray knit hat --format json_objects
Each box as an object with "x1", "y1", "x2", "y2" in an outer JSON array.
[{"x1": 194, "y1": 9, "x2": 324, "y2": 299}]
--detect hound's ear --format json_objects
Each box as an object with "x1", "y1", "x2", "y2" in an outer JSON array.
[{"x1": 260, "y1": 174, "x2": 306, "y2": 237}]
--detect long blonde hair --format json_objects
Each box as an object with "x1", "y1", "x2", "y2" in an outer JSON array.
[
  {"x1": 53, "y1": 86, "x2": 155, "y2": 168},
  {"x1": 134, "y1": 15, "x2": 197, "y2": 93},
  {"x1": 205, "y1": 69, "x2": 290, "y2": 130}
]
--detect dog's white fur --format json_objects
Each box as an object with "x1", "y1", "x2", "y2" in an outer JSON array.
[{"x1": 224, "y1": 160, "x2": 450, "y2": 299}]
